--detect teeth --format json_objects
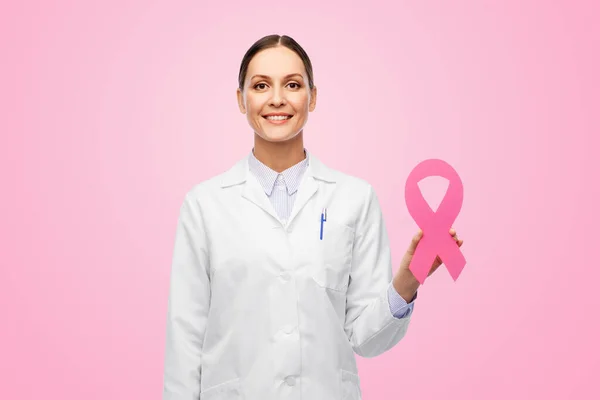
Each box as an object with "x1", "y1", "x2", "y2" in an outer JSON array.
[{"x1": 266, "y1": 115, "x2": 291, "y2": 121}]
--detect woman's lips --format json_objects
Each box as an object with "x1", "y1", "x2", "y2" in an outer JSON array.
[{"x1": 263, "y1": 115, "x2": 293, "y2": 125}]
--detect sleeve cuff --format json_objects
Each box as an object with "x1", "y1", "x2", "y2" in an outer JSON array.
[{"x1": 387, "y1": 282, "x2": 417, "y2": 319}]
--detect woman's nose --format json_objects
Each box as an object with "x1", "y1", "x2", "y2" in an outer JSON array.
[{"x1": 270, "y1": 88, "x2": 285, "y2": 106}]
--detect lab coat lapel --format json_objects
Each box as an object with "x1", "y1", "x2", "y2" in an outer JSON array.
[
  {"x1": 287, "y1": 152, "x2": 336, "y2": 228},
  {"x1": 220, "y1": 155, "x2": 281, "y2": 224},
  {"x1": 242, "y1": 172, "x2": 281, "y2": 223},
  {"x1": 287, "y1": 172, "x2": 318, "y2": 227}
]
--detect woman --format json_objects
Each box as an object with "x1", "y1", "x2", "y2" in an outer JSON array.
[{"x1": 163, "y1": 34, "x2": 462, "y2": 400}]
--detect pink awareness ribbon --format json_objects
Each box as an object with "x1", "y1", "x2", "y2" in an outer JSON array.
[{"x1": 405, "y1": 159, "x2": 466, "y2": 284}]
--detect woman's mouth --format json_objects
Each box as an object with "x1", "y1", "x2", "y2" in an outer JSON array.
[{"x1": 263, "y1": 115, "x2": 293, "y2": 124}]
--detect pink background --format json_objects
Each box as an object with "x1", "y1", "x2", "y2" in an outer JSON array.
[{"x1": 1, "y1": 1, "x2": 599, "y2": 399}]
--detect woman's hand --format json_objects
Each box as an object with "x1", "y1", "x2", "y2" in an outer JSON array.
[{"x1": 392, "y1": 228, "x2": 463, "y2": 302}]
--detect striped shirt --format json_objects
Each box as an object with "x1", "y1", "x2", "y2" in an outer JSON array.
[
  {"x1": 248, "y1": 150, "x2": 414, "y2": 319},
  {"x1": 247, "y1": 150, "x2": 308, "y2": 225}
]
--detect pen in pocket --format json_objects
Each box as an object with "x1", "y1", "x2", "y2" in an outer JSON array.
[{"x1": 320, "y1": 208, "x2": 327, "y2": 240}]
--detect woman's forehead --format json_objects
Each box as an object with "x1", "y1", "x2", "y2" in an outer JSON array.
[{"x1": 247, "y1": 47, "x2": 306, "y2": 77}]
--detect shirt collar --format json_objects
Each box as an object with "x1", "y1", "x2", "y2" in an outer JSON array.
[{"x1": 248, "y1": 149, "x2": 309, "y2": 196}]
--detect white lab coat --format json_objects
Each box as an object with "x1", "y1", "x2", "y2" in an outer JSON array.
[{"x1": 163, "y1": 152, "x2": 412, "y2": 400}]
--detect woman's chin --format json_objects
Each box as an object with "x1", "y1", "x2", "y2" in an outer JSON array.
[{"x1": 256, "y1": 131, "x2": 300, "y2": 144}]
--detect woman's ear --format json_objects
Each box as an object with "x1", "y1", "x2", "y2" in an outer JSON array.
[
  {"x1": 309, "y1": 85, "x2": 317, "y2": 112},
  {"x1": 236, "y1": 88, "x2": 246, "y2": 114}
]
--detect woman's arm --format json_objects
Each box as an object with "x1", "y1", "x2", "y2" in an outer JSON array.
[
  {"x1": 343, "y1": 184, "x2": 412, "y2": 358},
  {"x1": 163, "y1": 193, "x2": 211, "y2": 399}
]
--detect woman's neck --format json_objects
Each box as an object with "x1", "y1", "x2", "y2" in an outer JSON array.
[{"x1": 253, "y1": 132, "x2": 306, "y2": 173}]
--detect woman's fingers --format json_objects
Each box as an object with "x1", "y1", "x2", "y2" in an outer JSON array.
[{"x1": 407, "y1": 230, "x2": 423, "y2": 254}]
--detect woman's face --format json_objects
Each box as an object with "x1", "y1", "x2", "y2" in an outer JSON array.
[{"x1": 237, "y1": 46, "x2": 317, "y2": 143}]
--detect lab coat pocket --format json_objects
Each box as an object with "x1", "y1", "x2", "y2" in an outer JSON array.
[
  {"x1": 340, "y1": 369, "x2": 362, "y2": 400},
  {"x1": 200, "y1": 377, "x2": 243, "y2": 400},
  {"x1": 313, "y1": 221, "x2": 354, "y2": 292}
]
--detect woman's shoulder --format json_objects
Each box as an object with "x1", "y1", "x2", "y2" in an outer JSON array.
[
  {"x1": 182, "y1": 155, "x2": 248, "y2": 201},
  {"x1": 314, "y1": 156, "x2": 375, "y2": 195}
]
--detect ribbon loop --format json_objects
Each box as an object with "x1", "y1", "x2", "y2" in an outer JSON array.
[{"x1": 405, "y1": 159, "x2": 466, "y2": 283}]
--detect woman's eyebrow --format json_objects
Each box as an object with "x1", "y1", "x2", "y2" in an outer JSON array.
[{"x1": 250, "y1": 73, "x2": 304, "y2": 81}]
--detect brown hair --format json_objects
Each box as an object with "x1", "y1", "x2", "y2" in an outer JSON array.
[{"x1": 237, "y1": 34, "x2": 315, "y2": 91}]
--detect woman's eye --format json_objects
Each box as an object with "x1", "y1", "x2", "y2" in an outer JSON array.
[{"x1": 254, "y1": 82, "x2": 300, "y2": 90}]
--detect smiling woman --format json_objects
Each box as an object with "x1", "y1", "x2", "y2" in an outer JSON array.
[{"x1": 162, "y1": 34, "x2": 463, "y2": 400}]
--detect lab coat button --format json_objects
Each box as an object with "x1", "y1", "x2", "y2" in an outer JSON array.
[
  {"x1": 280, "y1": 272, "x2": 291, "y2": 281},
  {"x1": 283, "y1": 325, "x2": 294, "y2": 334},
  {"x1": 285, "y1": 376, "x2": 296, "y2": 386}
]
